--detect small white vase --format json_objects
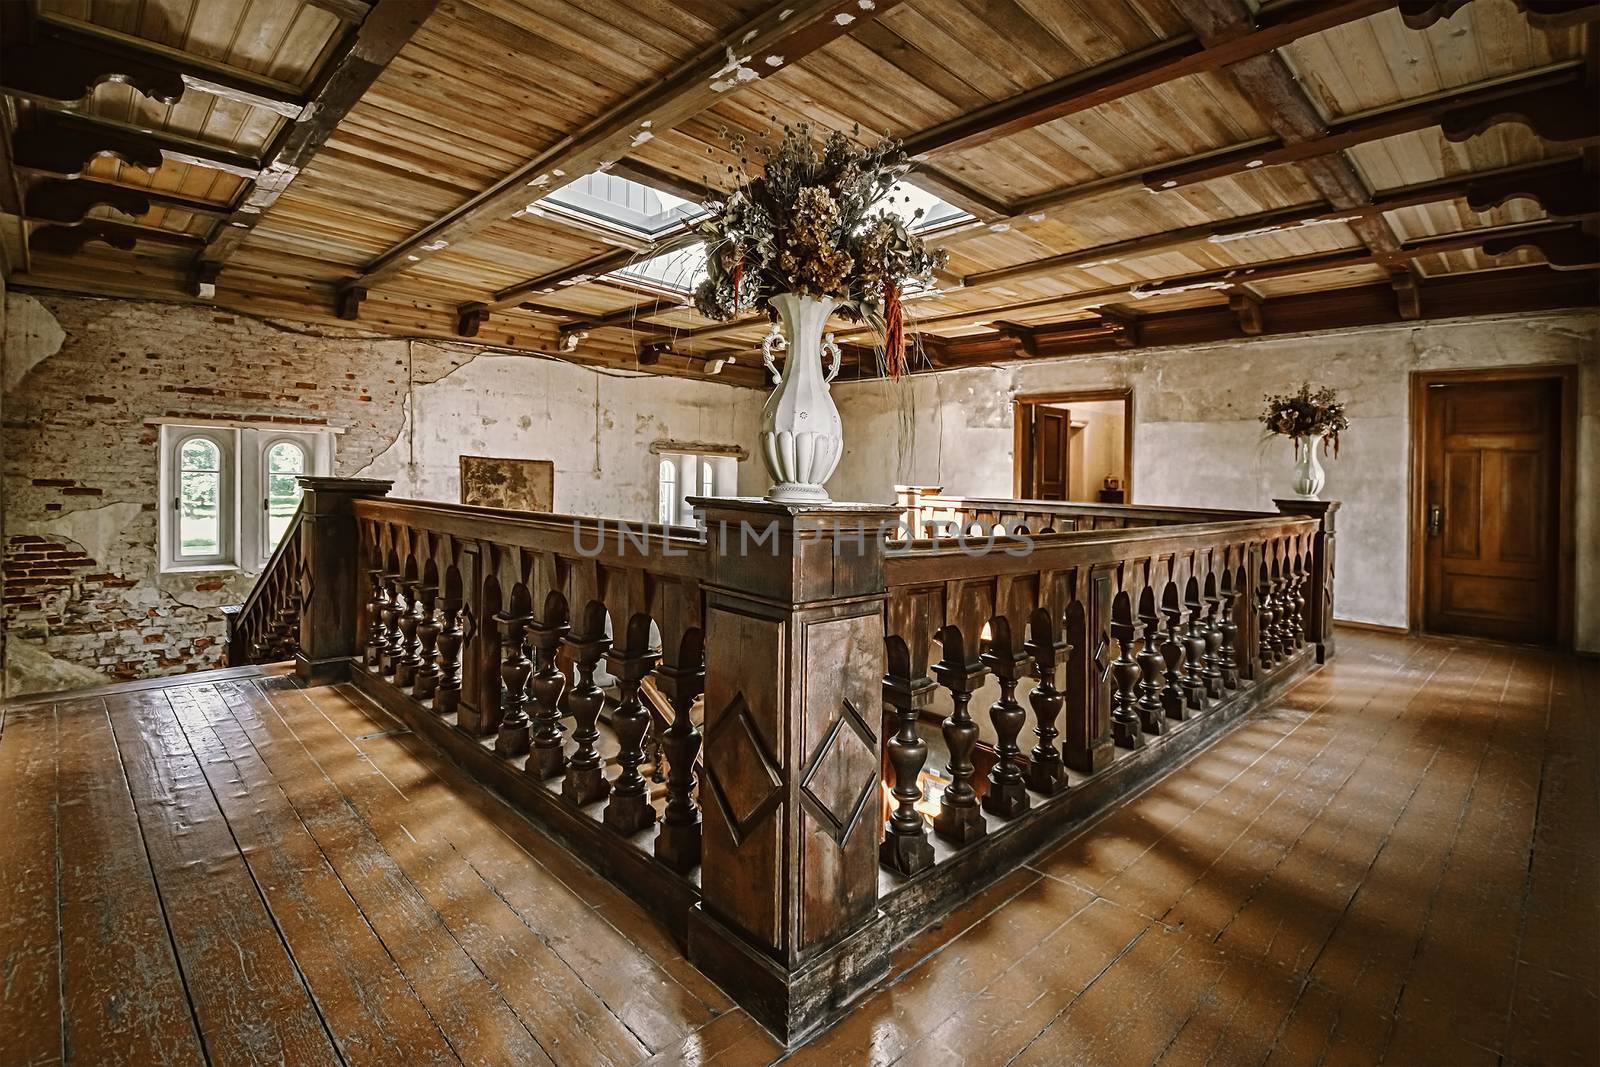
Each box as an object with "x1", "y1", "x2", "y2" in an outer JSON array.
[
  {"x1": 759, "y1": 293, "x2": 844, "y2": 504},
  {"x1": 1291, "y1": 436, "x2": 1327, "y2": 499}
]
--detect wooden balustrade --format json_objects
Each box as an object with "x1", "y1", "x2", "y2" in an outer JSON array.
[{"x1": 225, "y1": 476, "x2": 1337, "y2": 1044}]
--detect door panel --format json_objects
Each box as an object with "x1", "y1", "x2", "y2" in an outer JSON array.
[
  {"x1": 1033, "y1": 407, "x2": 1070, "y2": 500},
  {"x1": 1423, "y1": 378, "x2": 1560, "y2": 643}
]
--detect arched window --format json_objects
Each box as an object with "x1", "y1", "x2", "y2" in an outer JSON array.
[
  {"x1": 176, "y1": 434, "x2": 227, "y2": 560},
  {"x1": 263, "y1": 439, "x2": 307, "y2": 554},
  {"x1": 657, "y1": 459, "x2": 677, "y2": 524}
]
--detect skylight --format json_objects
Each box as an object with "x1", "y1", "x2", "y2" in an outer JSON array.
[
  {"x1": 882, "y1": 182, "x2": 970, "y2": 233},
  {"x1": 535, "y1": 172, "x2": 710, "y2": 238},
  {"x1": 613, "y1": 245, "x2": 708, "y2": 295}
]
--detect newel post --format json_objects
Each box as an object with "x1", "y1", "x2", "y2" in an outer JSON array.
[
  {"x1": 1273, "y1": 498, "x2": 1340, "y2": 663},
  {"x1": 894, "y1": 484, "x2": 943, "y2": 538},
  {"x1": 293, "y1": 477, "x2": 393, "y2": 683},
  {"x1": 686, "y1": 497, "x2": 899, "y2": 1044}
]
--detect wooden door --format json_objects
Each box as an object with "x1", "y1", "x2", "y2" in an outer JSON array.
[
  {"x1": 1032, "y1": 407, "x2": 1070, "y2": 500},
  {"x1": 1423, "y1": 378, "x2": 1561, "y2": 643}
]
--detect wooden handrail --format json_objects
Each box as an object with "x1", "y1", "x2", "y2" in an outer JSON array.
[{"x1": 223, "y1": 502, "x2": 306, "y2": 666}]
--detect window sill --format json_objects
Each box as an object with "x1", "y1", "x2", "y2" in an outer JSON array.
[{"x1": 160, "y1": 563, "x2": 242, "y2": 576}]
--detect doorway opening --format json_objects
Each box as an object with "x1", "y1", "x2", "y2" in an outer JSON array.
[
  {"x1": 1014, "y1": 390, "x2": 1132, "y2": 502},
  {"x1": 1409, "y1": 365, "x2": 1577, "y2": 647}
]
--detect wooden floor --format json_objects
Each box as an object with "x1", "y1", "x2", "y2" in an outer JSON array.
[{"x1": 1, "y1": 628, "x2": 1595, "y2": 1067}]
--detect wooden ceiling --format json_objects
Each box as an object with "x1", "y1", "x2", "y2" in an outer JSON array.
[{"x1": 2, "y1": 0, "x2": 1596, "y2": 388}]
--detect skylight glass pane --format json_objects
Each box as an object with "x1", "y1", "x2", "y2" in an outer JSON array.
[
  {"x1": 613, "y1": 245, "x2": 708, "y2": 294},
  {"x1": 536, "y1": 172, "x2": 709, "y2": 237},
  {"x1": 879, "y1": 182, "x2": 969, "y2": 232}
]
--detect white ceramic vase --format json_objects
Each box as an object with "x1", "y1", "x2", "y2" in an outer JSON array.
[
  {"x1": 759, "y1": 293, "x2": 844, "y2": 504},
  {"x1": 1291, "y1": 436, "x2": 1327, "y2": 499}
]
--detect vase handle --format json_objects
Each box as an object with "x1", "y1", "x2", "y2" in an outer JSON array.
[
  {"x1": 761, "y1": 322, "x2": 785, "y2": 384},
  {"x1": 823, "y1": 332, "x2": 841, "y2": 383}
]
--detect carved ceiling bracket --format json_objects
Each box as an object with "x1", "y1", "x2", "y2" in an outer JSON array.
[
  {"x1": 457, "y1": 303, "x2": 490, "y2": 338},
  {"x1": 30, "y1": 220, "x2": 200, "y2": 255},
  {"x1": 1441, "y1": 81, "x2": 1600, "y2": 146},
  {"x1": 1480, "y1": 228, "x2": 1600, "y2": 271},
  {"x1": 994, "y1": 321, "x2": 1039, "y2": 357},
  {"x1": 26, "y1": 177, "x2": 151, "y2": 223},
  {"x1": 1465, "y1": 161, "x2": 1599, "y2": 220},
  {"x1": 1228, "y1": 291, "x2": 1265, "y2": 335},
  {"x1": 12, "y1": 115, "x2": 162, "y2": 175},
  {"x1": 1, "y1": 32, "x2": 184, "y2": 106},
  {"x1": 1391, "y1": 269, "x2": 1422, "y2": 320},
  {"x1": 1095, "y1": 306, "x2": 1142, "y2": 348},
  {"x1": 187, "y1": 262, "x2": 221, "y2": 300},
  {"x1": 336, "y1": 286, "x2": 367, "y2": 321}
]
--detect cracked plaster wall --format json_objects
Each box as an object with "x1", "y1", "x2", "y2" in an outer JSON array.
[
  {"x1": 830, "y1": 311, "x2": 1599, "y2": 650},
  {"x1": 1, "y1": 292, "x2": 760, "y2": 696}
]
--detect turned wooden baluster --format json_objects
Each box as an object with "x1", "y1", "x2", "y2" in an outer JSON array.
[
  {"x1": 981, "y1": 620, "x2": 1030, "y2": 818},
  {"x1": 1134, "y1": 589, "x2": 1165, "y2": 737},
  {"x1": 932, "y1": 628, "x2": 987, "y2": 845},
  {"x1": 1023, "y1": 616, "x2": 1068, "y2": 798},
  {"x1": 561, "y1": 618, "x2": 612, "y2": 806},
  {"x1": 413, "y1": 584, "x2": 440, "y2": 700},
  {"x1": 1160, "y1": 584, "x2": 1189, "y2": 722},
  {"x1": 1107, "y1": 605, "x2": 1143, "y2": 750},
  {"x1": 604, "y1": 620, "x2": 660, "y2": 835},
  {"x1": 1201, "y1": 575, "x2": 1225, "y2": 698},
  {"x1": 525, "y1": 615, "x2": 569, "y2": 779},
  {"x1": 654, "y1": 641, "x2": 704, "y2": 873},
  {"x1": 1219, "y1": 571, "x2": 1241, "y2": 690},
  {"x1": 1268, "y1": 552, "x2": 1289, "y2": 660},
  {"x1": 365, "y1": 567, "x2": 387, "y2": 666},
  {"x1": 394, "y1": 580, "x2": 422, "y2": 687},
  {"x1": 1256, "y1": 557, "x2": 1277, "y2": 669},
  {"x1": 434, "y1": 595, "x2": 465, "y2": 715},
  {"x1": 381, "y1": 572, "x2": 406, "y2": 675},
  {"x1": 881, "y1": 662, "x2": 936, "y2": 875},
  {"x1": 494, "y1": 610, "x2": 533, "y2": 757},
  {"x1": 1182, "y1": 578, "x2": 1209, "y2": 712},
  {"x1": 1286, "y1": 550, "x2": 1299, "y2": 652}
]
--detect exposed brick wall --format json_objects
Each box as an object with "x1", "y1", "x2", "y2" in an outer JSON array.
[{"x1": 2, "y1": 291, "x2": 471, "y2": 695}]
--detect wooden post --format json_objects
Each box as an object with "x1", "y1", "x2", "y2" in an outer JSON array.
[
  {"x1": 1274, "y1": 499, "x2": 1340, "y2": 663},
  {"x1": 293, "y1": 477, "x2": 392, "y2": 684},
  {"x1": 893, "y1": 484, "x2": 943, "y2": 538},
  {"x1": 685, "y1": 497, "x2": 899, "y2": 1044}
]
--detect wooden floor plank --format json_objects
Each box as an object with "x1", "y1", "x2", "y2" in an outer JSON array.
[
  {"x1": 103, "y1": 689, "x2": 341, "y2": 1066},
  {"x1": 55, "y1": 697, "x2": 206, "y2": 1067},
  {"x1": 8, "y1": 628, "x2": 1595, "y2": 1066},
  {"x1": 293, "y1": 678, "x2": 722, "y2": 1054},
  {"x1": 203, "y1": 680, "x2": 560, "y2": 1067},
  {"x1": 161, "y1": 682, "x2": 463, "y2": 1067},
  {"x1": 0, "y1": 704, "x2": 62, "y2": 1067}
]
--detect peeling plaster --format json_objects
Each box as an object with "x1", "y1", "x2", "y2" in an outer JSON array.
[
  {"x1": 38, "y1": 502, "x2": 144, "y2": 575},
  {"x1": 2, "y1": 293, "x2": 66, "y2": 394}
]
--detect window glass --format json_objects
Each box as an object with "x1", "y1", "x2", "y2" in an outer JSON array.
[
  {"x1": 177, "y1": 437, "x2": 222, "y2": 557},
  {"x1": 657, "y1": 459, "x2": 677, "y2": 525},
  {"x1": 265, "y1": 441, "x2": 307, "y2": 551}
]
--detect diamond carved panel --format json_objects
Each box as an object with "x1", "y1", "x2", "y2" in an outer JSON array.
[
  {"x1": 798, "y1": 697, "x2": 877, "y2": 848},
  {"x1": 703, "y1": 690, "x2": 783, "y2": 847}
]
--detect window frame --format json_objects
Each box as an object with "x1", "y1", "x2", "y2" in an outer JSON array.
[
  {"x1": 157, "y1": 421, "x2": 336, "y2": 574},
  {"x1": 260, "y1": 435, "x2": 311, "y2": 562},
  {"x1": 169, "y1": 430, "x2": 234, "y2": 568}
]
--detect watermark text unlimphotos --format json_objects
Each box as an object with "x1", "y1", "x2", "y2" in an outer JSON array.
[{"x1": 570, "y1": 517, "x2": 1034, "y2": 558}]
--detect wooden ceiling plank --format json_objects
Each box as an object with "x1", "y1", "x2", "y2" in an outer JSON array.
[
  {"x1": 901, "y1": 0, "x2": 1394, "y2": 158},
  {"x1": 349, "y1": 0, "x2": 906, "y2": 290},
  {"x1": 24, "y1": 175, "x2": 231, "y2": 222},
  {"x1": 12, "y1": 108, "x2": 262, "y2": 178},
  {"x1": 192, "y1": 0, "x2": 440, "y2": 284}
]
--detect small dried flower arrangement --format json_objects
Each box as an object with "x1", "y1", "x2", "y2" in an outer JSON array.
[
  {"x1": 691, "y1": 122, "x2": 948, "y2": 375},
  {"x1": 1260, "y1": 384, "x2": 1349, "y2": 456}
]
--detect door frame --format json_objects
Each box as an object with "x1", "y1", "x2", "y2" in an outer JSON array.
[
  {"x1": 1407, "y1": 363, "x2": 1578, "y2": 647},
  {"x1": 1013, "y1": 389, "x2": 1134, "y2": 500}
]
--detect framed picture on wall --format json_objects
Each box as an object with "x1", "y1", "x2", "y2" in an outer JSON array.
[{"x1": 459, "y1": 456, "x2": 554, "y2": 512}]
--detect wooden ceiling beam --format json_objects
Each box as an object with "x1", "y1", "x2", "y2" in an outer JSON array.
[
  {"x1": 30, "y1": 219, "x2": 203, "y2": 255},
  {"x1": 1144, "y1": 63, "x2": 1589, "y2": 190},
  {"x1": 11, "y1": 108, "x2": 261, "y2": 178},
  {"x1": 191, "y1": 0, "x2": 439, "y2": 290},
  {"x1": 960, "y1": 156, "x2": 1585, "y2": 290},
  {"x1": 2, "y1": 16, "x2": 307, "y2": 118},
  {"x1": 901, "y1": 0, "x2": 1394, "y2": 159},
  {"x1": 1170, "y1": 0, "x2": 1404, "y2": 256},
  {"x1": 350, "y1": 0, "x2": 903, "y2": 290},
  {"x1": 835, "y1": 265, "x2": 1596, "y2": 376}
]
